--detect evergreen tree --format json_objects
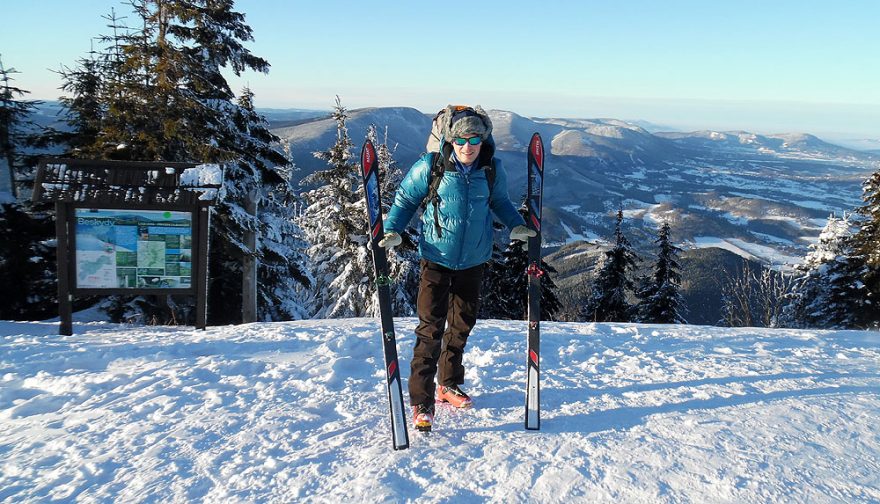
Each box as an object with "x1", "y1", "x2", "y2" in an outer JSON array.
[
  {"x1": 853, "y1": 171, "x2": 880, "y2": 326},
  {"x1": 635, "y1": 221, "x2": 687, "y2": 324},
  {"x1": 783, "y1": 214, "x2": 869, "y2": 328},
  {"x1": 0, "y1": 55, "x2": 42, "y2": 198},
  {"x1": 299, "y1": 98, "x2": 374, "y2": 318},
  {"x1": 62, "y1": 0, "x2": 270, "y2": 163},
  {"x1": 207, "y1": 87, "x2": 310, "y2": 323},
  {"x1": 0, "y1": 202, "x2": 57, "y2": 320},
  {"x1": 57, "y1": 49, "x2": 105, "y2": 156},
  {"x1": 478, "y1": 230, "x2": 507, "y2": 319},
  {"x1": 481, "y1": 206, "x2": 561, "y2": 320},
  {"x1": 0, "y1": 57, "x2": 57, "y2": 320},
  {"x1": 583, "y1": 209, "x2": 639, "y2": 322},
  {"x1": 54, "y1": 1, "x2": 309, "y2": 324}
]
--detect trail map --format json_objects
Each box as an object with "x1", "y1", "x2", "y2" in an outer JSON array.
[{"x1": 74, "y1": 209, "x2": 193, "y2": 289}]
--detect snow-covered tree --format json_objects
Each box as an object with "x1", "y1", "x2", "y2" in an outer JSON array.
[
  {"x1": 54, "y1": 1, "x2": 307, "y2": 324},
  {"x1": 583, "y1": 209, "x2": 639, "y2": 322},
  {"x1": 853, "y1": 171, "x2": 880, "y2": 326},
  {"x1": 0, "y1": 198, "x2": 57, "y2": 321},
  {"x1": 720, "y1": 260, "x2": 793, "y2": 328},
  {"x1": 207, "y1": 87, "x2": 310, "y2": 323},
  {"x1": 635, "y1": 221, "x2": 686, "y2": 324},
  {"x1": 298, "y1": 98, "x2": 374, "y2": 318},
  {"x1": 783, "y1": 214, "x2": 868, "y2": 329}
]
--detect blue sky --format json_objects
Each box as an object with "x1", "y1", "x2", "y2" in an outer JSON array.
[{"x1": 2, "y1": 0, "x2": 878, "y2": 141}]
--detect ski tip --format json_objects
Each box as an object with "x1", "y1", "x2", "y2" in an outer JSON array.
[
  {"x1": 361, "y1": 140, "x2": 376, "y2": 176},
  {"x1": 529, "y1": 133, "x2": 544, "y2": 166}
]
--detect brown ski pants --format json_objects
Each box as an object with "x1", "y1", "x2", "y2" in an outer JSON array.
[{"x1": 409, "y1": 259, "x2": 484, "y2": 406}]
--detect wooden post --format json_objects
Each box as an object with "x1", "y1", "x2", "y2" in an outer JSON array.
[
  {"x1": 55, "y1": 202, "x2": 73, "y2": 335},
  {"x1": 242, "y1": 189, "x2": 260, "y2": 323},
  {"x1": 195, "y1": 204, "x2": 210, "y2": 330}
]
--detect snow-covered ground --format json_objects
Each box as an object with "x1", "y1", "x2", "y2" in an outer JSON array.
[{"x1": 1, "y1": 318, "x2": 878, "y2": 503}]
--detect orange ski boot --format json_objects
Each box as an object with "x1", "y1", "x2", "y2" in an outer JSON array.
[
  {"x1": 436, "y1": 385, "x2": 474, "y2": 409},
  {"x1": 413, "y1": 403, "x2": 434, "y2": 432}
]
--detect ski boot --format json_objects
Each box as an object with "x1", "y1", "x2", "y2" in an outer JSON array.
[
  {"x1": 436, "y1": 384, "x2": 474, "y2": 409},
  {"x1": 413, "y1": 403, "x2": 434, "y2": 432}
]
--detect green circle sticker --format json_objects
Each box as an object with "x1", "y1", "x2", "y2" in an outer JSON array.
[{"x1": 163, "y1": 211, "x2": 172, "y2": 219}]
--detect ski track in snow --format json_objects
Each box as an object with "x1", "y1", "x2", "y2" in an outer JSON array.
[{"x1": 1, "y1": 319, "x2": 878, "y2": 503}]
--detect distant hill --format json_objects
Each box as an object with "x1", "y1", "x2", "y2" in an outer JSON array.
[
  {"x1": 273, "y1": 107, "x2": 431, "y2": 174},
  {"x1": 272, "y1": 106, "x2": 877, "y2": 268},
  {"x1": 257, "y1": 108, "x2": 328, "y2": 129}
]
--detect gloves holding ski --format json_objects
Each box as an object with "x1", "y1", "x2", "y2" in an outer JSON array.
[
  {"x1": 382, "y1": 227, "x2": 533, "y2": 247},
  {"x1": 378, "y1": 232, "x2": 402, "y2": 248},
  {"x1": 510, "y1": 225, "x2": 536, "y2": 243}
]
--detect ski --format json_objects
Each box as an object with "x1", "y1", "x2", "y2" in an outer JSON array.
[
  {"x1": 360, "y1": 140, "x2": 410, "y2": 450},
  {"x1": 525, "y1": 132, "x2": 544, "y2": 431}
]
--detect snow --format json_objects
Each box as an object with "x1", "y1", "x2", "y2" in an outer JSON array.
[
  {"x1": 1, "y1": 318, "x2": 878, "y2": 502},
  {"x1": 180, "y1": 164, "x2": 223, "y2": 201},
  {"x1": 689, "y1": 236, "x2": 802, "y2": 270},
  {"x1": 725, "y1": 238, "x2": 802, "y2": 269},
  {"x1": 560, "y1": 221, "x2": 601, "y2": 243},
  {"x1": 792, "y1": 200, "x2": 834, "y2": 211}
]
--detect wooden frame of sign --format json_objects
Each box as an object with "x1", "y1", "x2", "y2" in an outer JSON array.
[{"x1": 33, "y1": 158, "x2": 221, "y2": 335}]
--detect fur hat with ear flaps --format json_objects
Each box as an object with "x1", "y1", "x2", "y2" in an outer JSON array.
[{"x1": 441, "y1": 105, "x2": 493, "y2": 142}]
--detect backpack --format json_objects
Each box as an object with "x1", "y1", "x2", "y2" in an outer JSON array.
[{"x1": 422, "y1": 106, "x2": 497, "y2": 238}]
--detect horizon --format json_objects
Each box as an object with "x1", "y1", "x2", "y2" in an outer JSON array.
[{"x1": 2, "y1": 1, "x2": 879, "y2": 146}]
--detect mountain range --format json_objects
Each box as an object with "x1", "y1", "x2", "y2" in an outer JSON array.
[
  {"x1": 271, "y1": 106, "x2": 878, "y2": 264},
  {"x1": 272, "y1": 107, "x2": 879, "y2": 323}
]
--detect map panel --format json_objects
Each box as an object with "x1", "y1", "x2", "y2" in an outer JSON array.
[{"x1": 74, "y1": 209, "x2": 193, "y2": 289}]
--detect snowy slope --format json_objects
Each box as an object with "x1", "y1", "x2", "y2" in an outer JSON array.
[{"x1": 1, "y1": 319, "x2": 878, "y2": 503}]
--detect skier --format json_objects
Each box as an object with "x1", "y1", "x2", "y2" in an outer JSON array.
[{"x1": 379, "y1": 105, "x2": 535, "y2": 431}]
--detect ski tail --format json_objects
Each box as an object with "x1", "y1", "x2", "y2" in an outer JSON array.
[
  {"x1": 361, "y1": 140, "x2": 410, "y2": 450},
  {"x1": 525, "y1": 132, "x2": 544, "y2": 431}
]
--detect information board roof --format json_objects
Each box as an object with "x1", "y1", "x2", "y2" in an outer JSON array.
[{"x1": 33, "y1": 158, "x2": 222, "y2": 206}]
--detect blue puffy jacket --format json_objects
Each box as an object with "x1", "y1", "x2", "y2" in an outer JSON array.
[{"x1": 384, "y1": 142, "x2": 525, "y2": 270}]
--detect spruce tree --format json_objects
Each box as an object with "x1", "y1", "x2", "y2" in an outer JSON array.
[
  {"x1": 478, "y1": 231, "x2": 507, "y2": 319},
  {"x1": 784, "y1": 214, "x2": 869, "y2": 328},
  {"x1": 299, "y1": 98, "x2": 374, "y2": 318},
  {"x1": 54, "y1": 1, "x2": 309, "y2": 324},
  {"x1": 207, "y1": 87, "x2": 310, "y2": 323},
  {"x1": 853, "y1": 171, "x2": 880, "y2": 326},
  {"x1": 583, "y1": 209, "x2": 639, "y2": 322},
  {"x1": 56, "y1": 37, "x2": 106, "y2": 156},
  {"x1": 635, "y1": 221, "x2": 686, "y2": 324},
  {"x1": 0, "y1": 58, "x2": 57, "y2": 320},
  {"x1": 0, "y1": 202, "x2": 57, "y2": 320},
  {"x1": 0, "y1": 56, "x2": 42, "y2": 198}
]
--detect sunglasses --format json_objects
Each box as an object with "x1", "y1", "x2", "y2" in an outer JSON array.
[{"x1": 453, "y1": 136, "x2": 482, "y2": 146}]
